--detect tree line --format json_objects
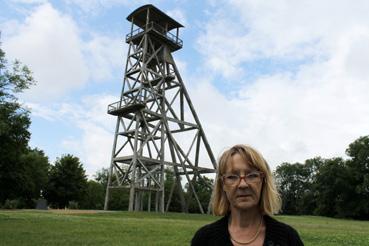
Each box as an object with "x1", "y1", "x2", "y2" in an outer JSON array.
[
  {"x1": 1, "y1": 42, "x2": 368, "y2": 219},
  {"x1": 275, "y1": 136, "x2": 369, "y2": 219}
]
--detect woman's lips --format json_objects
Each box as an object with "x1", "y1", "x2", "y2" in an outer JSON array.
[{"x1": 237, "y1": 194, "x2": 251, "y2": 198}]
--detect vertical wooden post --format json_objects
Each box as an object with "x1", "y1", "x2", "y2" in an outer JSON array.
[
  {"x1": 104, "y1": 116, "x2": 120, "y2": 210},
  {"x1": 159, "y1": 82, "x2": 165, "y2": 213},
  {"x1": 128, "y1": 114, "x2": 141, "y2": 211},
  {"x1": 131, "y1": 17, "x2": 134, "y2": 35},
  {"x1": 146, "y1": 8, "x2": 150, "y2": 28},
  {"x1": 176, "y1": 28, "x2": 179, "y2": 43}
]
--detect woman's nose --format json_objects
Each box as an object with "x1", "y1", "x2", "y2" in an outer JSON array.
[{"x1": 238, "y1": 176, "x2": 249, "y2": 187}]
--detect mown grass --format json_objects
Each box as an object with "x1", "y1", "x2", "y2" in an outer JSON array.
[{"x1": 0, "y1": 209, "x2": 368, "y2": 245}]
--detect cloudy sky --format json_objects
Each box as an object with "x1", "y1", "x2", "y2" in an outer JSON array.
[{"x1": 1, "y1": 0, "x2": 369, "y2": 177}]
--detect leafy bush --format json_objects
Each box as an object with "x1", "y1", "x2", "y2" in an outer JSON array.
[
  {"x1": 3, "y1": 199, "x2": 21, "y2": 209},
  {"x1": 68, "y1": 201, "x2": 79, "y2": 209}
]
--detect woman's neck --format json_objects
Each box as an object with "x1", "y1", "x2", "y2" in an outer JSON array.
[{"x1": 228, "y1": 206, "x2": 262, "y2": 228}]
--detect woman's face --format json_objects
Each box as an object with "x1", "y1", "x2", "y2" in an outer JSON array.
[{"x1": 222, "y1": 153, "x2": 264, "y2": 211}]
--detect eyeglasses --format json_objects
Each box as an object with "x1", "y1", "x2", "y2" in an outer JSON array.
[{"x1": 222, "y1": 171, "x2": 264, "y2": 186}]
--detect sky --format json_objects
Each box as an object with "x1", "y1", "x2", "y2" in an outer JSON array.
[{"x1": 1, "y1": 0, "x2": 369, "y2": 177}]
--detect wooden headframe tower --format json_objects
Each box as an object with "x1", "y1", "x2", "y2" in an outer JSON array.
[{"x1": 104, "y1": 4, "x2": 216, "y2": 213}]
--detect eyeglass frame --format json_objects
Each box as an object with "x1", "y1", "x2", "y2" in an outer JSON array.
[{"x1": 221, "y1": 171, "x2": 265, "y2": 186}]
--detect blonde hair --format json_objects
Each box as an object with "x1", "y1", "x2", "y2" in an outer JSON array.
[{"x1": 212, "y1": 144, "x2": 281, "y2": 216}]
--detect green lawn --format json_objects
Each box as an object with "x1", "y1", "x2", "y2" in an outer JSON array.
[{"x1": 0, "y1": 210, "x2": 368, "y2": 245}]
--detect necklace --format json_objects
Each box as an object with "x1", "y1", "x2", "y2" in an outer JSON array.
[{"x1": 229, "y1": 215, "x2": 263, "y2": 245}]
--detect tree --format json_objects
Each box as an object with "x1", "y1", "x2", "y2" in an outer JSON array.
[
  {"x1": 18, "y1": 148, "x2": 50, "y2": 207},
  {"x1": 275, "y1": 157, "x2": 352, "y2": 217},
  {"x1": 94, "y1": 167, "x2": 109, "y2": 188},
  {"x1": 79, "y1": 180, "x2": 105, "y2": 209},
  {"x1": 345, "y1": 136, "x2": 369, "y2": 219},
  {"x1": 0, "y1": 42, "x2": 36, "y2": 205},
  {"x1": 299, "y1": 157, "x2": 323, "y2": 215},
  {"x1": 186, "y1": 176, "x2": 214, "y2": 213},
  {"x1": 314, "y1": 157, "x2": 348, "y2": 217},
  {"x1": 44, "y1": 154, "x2": 88, "y2": 208},
  {"x1": 164, "y1": 168, "x2": 184, "y2": 212},
  {"x1": 274, "y1": 157, "x2": 326, "y2": 215},
  {"x1": 275, "y1": 162, "x2": 310, "y2": 214},
  {"x1": 94, "y1": 167, "x2": 129, "y2": 210}
]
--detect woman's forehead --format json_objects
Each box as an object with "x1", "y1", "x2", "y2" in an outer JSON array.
[{"x1": 225, "y1": 153, "x2": 256, "y2": 172}]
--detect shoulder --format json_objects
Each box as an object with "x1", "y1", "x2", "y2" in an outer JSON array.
[
  {"x1": 264, "y1": 215, "x2": 304, "y2": 246},
  {"x1": 191, "y1": 216, "x2": 229, "y2": 246},
  {"x1": 264, "y1": 215, "x2": 296, "y2": 232}
]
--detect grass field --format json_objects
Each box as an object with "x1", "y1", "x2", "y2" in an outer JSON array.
[{"x1": 0, "y1": 210, "x2": 368, "y2": 245}]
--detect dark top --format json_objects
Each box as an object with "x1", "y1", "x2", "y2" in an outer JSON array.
[{"x1": 191, "y1": 215, "x2": 304, "y2": 246}]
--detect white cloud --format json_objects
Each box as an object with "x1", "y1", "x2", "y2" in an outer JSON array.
[
  {"x1": 3, "y1": 3, "x2": 89, "y2": 101},
  {"x1": 0, "y1": 19, "x2": 22, "y2": 37},
  {"x1": 2, "y1": 3, "x2": 125, "y2": 102},
  {"x1": 28, "y1": 93, "x2": 118, "y2": 176},
  {"x1": 188, "y1": 0, "x2": 369, "y2": 169},
  {"x1": 63, "y1": 0, "x2": 144, "y2": 14},
  {"x1": 198, "y1": 0, "x2": 369, "y2": 80},
  {"x1": 84, "y1": 35, "x2": 124, "y2": 82},
  {"x1": 189, "y1": 65, "x2": 369, "y2": 170},
  {"x1": 62, "y1": 122, "x2": 113, "y2": 176},
  {"x1": 10, "y1": 0, "x2": 47, "y2": 4},
  {"x1": 166, "y1": 8, "x2": 187, "y2": 27}
]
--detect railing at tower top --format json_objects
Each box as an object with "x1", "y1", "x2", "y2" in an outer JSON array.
[{"x1": 126, "y1": 22, "x2": 183, "y2": 48}]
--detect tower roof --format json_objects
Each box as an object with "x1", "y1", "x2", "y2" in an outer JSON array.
[{"x1": 127, "y1": 4, "x2": 184, "y2": 31}]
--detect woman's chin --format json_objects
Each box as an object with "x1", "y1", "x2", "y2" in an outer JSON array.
[{"x1": 234, "y1": 200, "x2": 257, "y2": 210}]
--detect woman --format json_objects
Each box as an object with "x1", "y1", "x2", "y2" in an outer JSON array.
[{"x1": 192, "y1": 144, "x2": 303, "y2": 245}]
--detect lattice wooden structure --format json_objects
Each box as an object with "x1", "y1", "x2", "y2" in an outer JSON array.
[{"x1": 104, "y1": 4, "x2": 216, "y2": 213}]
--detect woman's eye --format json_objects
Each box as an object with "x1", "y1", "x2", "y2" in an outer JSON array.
[
  {"x1": 227, "y1": 175, "x2": 238, "y2": 180},
  {"x1": 247, "y1": 173, "x2": 259, "y2": 179}
]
